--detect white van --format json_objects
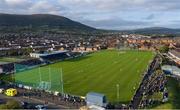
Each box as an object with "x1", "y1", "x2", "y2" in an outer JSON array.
[{"x1": 0, "y1": 88, "x2": 4, "y2": 94}]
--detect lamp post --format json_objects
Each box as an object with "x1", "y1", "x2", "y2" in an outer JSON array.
[
  {"x1": 60, "y1": 68, "x2": 64, "y2": 94},
  {"x1": 116, "y1": 84, "x2": 120, "y2": 102}
]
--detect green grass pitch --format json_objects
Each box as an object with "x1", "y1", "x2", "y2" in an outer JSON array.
[{"x1": 15, "y1": 50, "x2": 155, "y2": 103}]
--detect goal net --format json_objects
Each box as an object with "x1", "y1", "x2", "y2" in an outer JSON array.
[{"x1": 14, "y1": 64, "x2": 64, "y2": 92}]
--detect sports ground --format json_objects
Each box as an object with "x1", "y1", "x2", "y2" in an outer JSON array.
[{"x1": 15, "y1": 50, "x2": 154, "y2": 103}]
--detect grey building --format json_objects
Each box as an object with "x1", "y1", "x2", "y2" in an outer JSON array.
[{"x1": 86, "y1": 92, "x2": 107, "y2": 107}]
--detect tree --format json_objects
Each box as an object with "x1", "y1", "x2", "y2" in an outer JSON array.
[
  {"x1": 24, "y1": 47, "x2": 33, "y2": 55},
  {"x1": 6, "y1": 100, "x2": 21, "y2": 109},
  {"x1": 159, "y1": 45, "x2": 169, "y2": 53},
  {"x1": 0, "y1": 104, "x2": 8, "y2": 109}
]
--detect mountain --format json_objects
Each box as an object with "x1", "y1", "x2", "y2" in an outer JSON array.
[
  {"x1": 0, "y1": 13, "x2": 180, "y2": 35},
  {"x1": 123, "y1": 27, "x2": 180, "y2": 35},
  {"x1": 0, "y1": 13, "x2": 97, "y2": 33}
]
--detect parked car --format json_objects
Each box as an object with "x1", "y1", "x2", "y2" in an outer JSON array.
[
  {"x1": 0, "y1": 99, "x2": 5, "y2": 104},
  {"x1": 21, "y1": 101, "x2": 36, "y2": 109},
  {"x1": 0, "y1": 88, "x2": 4, "y2": 94},
  {"x1": 35, "y1": 105, "x2": 47, "y2": 110}
]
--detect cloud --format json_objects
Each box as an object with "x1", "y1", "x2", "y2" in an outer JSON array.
[
  {"x1": 1, "y1": 0, "x2": 180, "y2": 14},
  {"x1": 58, "y1": 0, "x2": 180, "y2": 12},
  {"x1": 81, "y1": 18, "x2": 153, "y2": 30},
  {"x1": 0, "y1": 0, "x2": 180, "y2": 29},
  {"x1": 29, "y1": 1, "x2": 61, "y2": 14},
  {"x1": 0, "y1": 0, "x2": 33, "y2": 13},
  {"x1": 5, "y1": 0, "x2": 27, "y2": 6},
  {"x1": 145, "y1": 14, "x2": 155, "y2": 20},
  {"x1": 4, "y1": 0, "x2": 32, "y2": 8}
]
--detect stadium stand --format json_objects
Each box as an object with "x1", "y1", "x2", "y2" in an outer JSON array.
[
  {"x1": 14, "y1": 58, "x2": 44, "y2": 72},
  {"x1": 0, "y1": 62, "x2": 14, "y2": 74},
  {"x1": 139, "y1": 71, "x2": 167, "y2": 108},
  {"x1": 30, "y1": 50, "x2": 72, "y2": 62},
  {"x1": 30, "y1": 50, "x2": 84, "y2": 63},
  {"x1": 15, "y1": 59, "x2": 43, "y2": 67}
]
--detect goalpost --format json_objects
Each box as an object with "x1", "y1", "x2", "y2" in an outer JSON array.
[
  {"x1": 37, "y1": 67, "x2": 52, "y2": 91},
  {"x1": 60, "y1": 68, "x2": 64, "y2": 94},
  {"x1": 14, "y1": 63, "x2": 64, "y2": 93},
  {"x1": 37, "y1": 67, "x2": 64, "y2": 93}
]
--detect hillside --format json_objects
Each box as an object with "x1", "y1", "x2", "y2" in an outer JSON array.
[
  {"x1": 0, "y1": 13, "x2": 96, "y2": 33},
  {"x1": 0, "y1": 13, "x2": 180, "y2": 35},
  {"x1": 123, "y1": 27, "x2": 180, "y2": 35}
]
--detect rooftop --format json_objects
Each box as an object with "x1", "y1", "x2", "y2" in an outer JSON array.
[
  {"x1": 30, "y1": 50, "x2": 68, "y2": 57},
  {"x1": 169, "y1": 49, "x2": 180, "y2": 59},
  {"x1": 87, "y1": 92, "x2": 105, "y2": 97},
  {"x1": 0, "y1": 62, "x2": 10, "y2": 65},
  {"x1": 162, "y1": 65, "x2": 180, "y2": 76}
]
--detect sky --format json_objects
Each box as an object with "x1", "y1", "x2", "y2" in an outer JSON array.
[{"x1": 0, "y1": 0, "x2": 180, "y2": 30}]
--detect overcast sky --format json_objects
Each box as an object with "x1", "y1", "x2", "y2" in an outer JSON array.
[{"x1": 0, "y1": 0, "x2": 180, "y2": 30}]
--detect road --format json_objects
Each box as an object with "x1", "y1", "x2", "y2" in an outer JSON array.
[{"x1": 0, "y1": 93, "x2": 67, "y2": 109}]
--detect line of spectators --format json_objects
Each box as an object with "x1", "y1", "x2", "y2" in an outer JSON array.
[
  {"x1": 16, "y1": 59, "x2": 43, "y2": 67},
  {"x1": 129, "y1": 55, "x2": 162, "y2": 109},
  {"x1": 139, "y1": 71, "x2": 167, "y2": 108}
]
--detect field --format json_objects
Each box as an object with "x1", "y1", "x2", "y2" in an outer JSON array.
[{"x1": 15, "y1": 50, "x2": 154, "y2": 103}]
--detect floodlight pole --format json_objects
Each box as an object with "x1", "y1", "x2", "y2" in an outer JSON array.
[
  {"x1": 60, "y1": 68, "x2": 64, "y2": 94},
  {"x1": 39, "y1": 67, "x2": 42, "y2": 82},
  {"x1": 13, "y1": 63, "x2": 16, "y2": 73},
  {"x1": 171, "y1": 65, "x2": 174, "y2": 75},
  {"x1": 49, "y1": 67, "x2": 51, "y2": 85},
  {"x1": 116, "y1": 84, "x2": 120, "y2": 102},
  {"x1": 13, "y1": 63, "x2": 16, "y2": 82}
]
